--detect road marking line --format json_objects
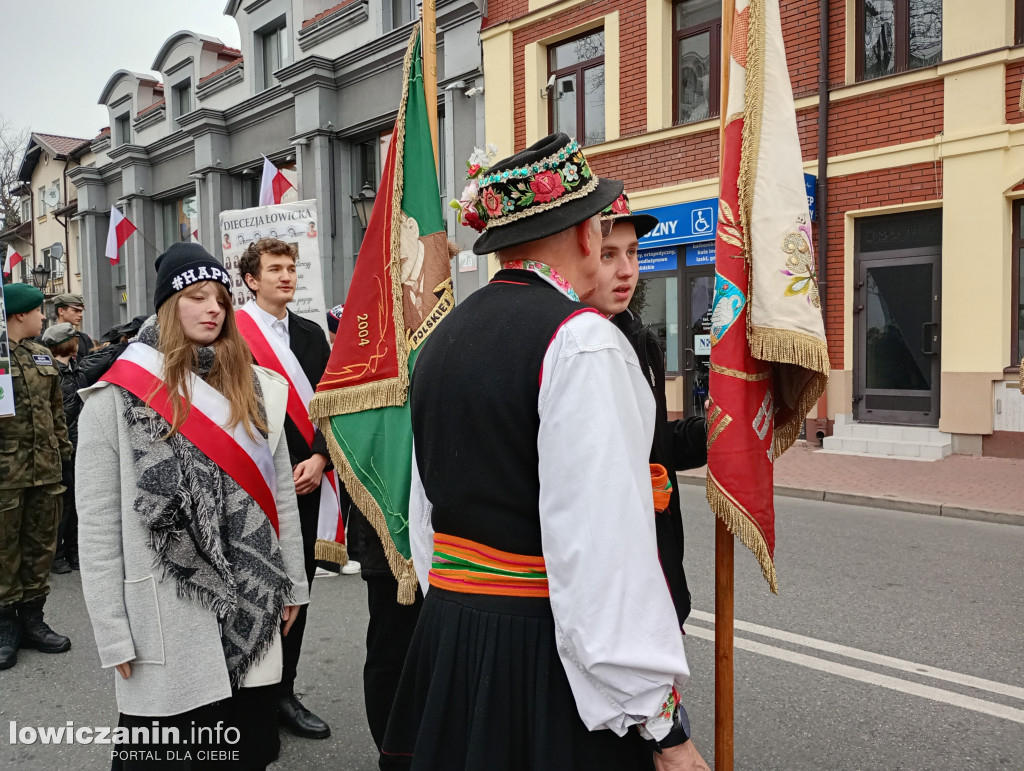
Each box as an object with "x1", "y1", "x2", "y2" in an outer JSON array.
[
  {"x1": 688, "y1": 609, "x2": 1024, "y2": 703},
  {"x1": 683, "y1": 624, "x2": 1024, "y2": 725}
]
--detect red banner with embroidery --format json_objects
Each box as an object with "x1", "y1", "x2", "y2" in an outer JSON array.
[{"x1": 706, "y1": 0, "x2": 829, "y2": 593}]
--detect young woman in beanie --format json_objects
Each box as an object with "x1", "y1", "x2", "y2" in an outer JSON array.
[{"x1": 76, "y1": 242, "x2": 310, "y2": 770}]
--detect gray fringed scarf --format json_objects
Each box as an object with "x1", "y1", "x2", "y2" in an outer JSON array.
[{"x1": 119, "y1": 319, "x2": 293, "y2": 684}]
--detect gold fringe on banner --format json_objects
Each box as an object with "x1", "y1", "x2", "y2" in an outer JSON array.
[
  {"x1": 707, "y1": 471, "x2": 778, "y2": 594},
  {"x1": 749, "y1": 326, "x2": 831, "y2": 374},
  {"x1": 314, "y1": 538, "x2": 349, "y2": 566},
  {"x1": 308, "y1": 378, "x2": 409, "y2": 422},
  {"x1": 749, "y1": 325, "x2": 830, "y2": 458}
]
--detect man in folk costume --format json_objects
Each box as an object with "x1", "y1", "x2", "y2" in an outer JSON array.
[
  {"x1": 380, "y1": 133, "x2": 693, "y2": 771},
  {"x1": 235, "y1": 237, "x2": 340, "y2": 740}
]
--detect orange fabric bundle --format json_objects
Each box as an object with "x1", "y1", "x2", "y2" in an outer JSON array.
[{"x1": 650, "y1": 464, "x2": 672, "y2": 513}]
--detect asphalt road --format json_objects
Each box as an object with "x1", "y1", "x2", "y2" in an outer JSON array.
[{"x1": 2, "y1": 487, "x2": 1022, "y2": 770}]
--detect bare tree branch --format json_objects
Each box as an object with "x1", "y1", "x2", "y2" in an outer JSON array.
[{"x1": 0, "y1": 116, "x2": 30, "y2": 233}]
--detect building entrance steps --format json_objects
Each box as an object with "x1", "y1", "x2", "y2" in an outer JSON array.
[
  {"x1": 821, "y1": 414, "x2": 952, "y2": 460},
  {"x1": 678, "y1": 443, "x2": 1024, "y2": 525}
]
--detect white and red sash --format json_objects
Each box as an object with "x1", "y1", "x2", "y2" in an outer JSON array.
[
  {"x1": 236, "y1": 301, "x2": 345, "y2": 548},
  {"x1": 99, "y1": 343, "x2": 280, "y2": 535}
]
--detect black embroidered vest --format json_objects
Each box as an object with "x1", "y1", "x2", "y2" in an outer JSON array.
[{"x1": 410, "y1": 269, "x2": 585, "y2": 557}]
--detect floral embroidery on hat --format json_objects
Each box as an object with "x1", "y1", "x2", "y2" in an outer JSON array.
[{"x1": 451, "y1": 138, "x2": 599, "y2": 232}]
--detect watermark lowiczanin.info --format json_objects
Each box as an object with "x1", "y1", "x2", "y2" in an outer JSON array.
[{"x1": 9, "y1": 720, "x2": 241, "y2": 761}]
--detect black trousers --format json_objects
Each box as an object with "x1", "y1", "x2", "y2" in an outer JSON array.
[
  {"x1": 56, "y1": 460, "x2": 77, "y2": 562},
  {"x1": 113, "y1": 683, "x2": 280, "y2": 770},
  {"x1": 363, "y1": 572, "x2": 423, "y2": 751},
  {"x1": 280, "y1": 489, "x2": 319, "y2": 696}
]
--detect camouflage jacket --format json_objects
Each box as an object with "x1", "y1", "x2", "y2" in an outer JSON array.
[{"x1": 0, "y1": 338, "x2": 73, "y2": 489}]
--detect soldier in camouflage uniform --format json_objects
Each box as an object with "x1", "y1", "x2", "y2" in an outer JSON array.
[{"x1": 0, "y1": 283, "x2": 74, "y2": 670}]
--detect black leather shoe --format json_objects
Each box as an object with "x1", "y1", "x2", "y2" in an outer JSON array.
[
  {"x1": 67, "y1": 554, "x2": 80, "y2": 571},
  {"x1": 16, "y1": 597, "x2": 71, "y2": 654},
  {"x1": 51, "y1": 558, "x2": 72, "y2": 575},
  {"x1": 277, "y1": 694, "x2": 331, "y2": 739},
  {"x1": 0, "y1": 606, "x2": 20, "y2": 670}
]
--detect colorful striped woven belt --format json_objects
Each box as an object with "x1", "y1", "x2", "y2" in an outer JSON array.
[{"x1": 428, "y1": 533, "x2": 549, "y2": 598}]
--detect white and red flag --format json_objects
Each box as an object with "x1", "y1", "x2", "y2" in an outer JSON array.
[
  {"x1": 259, "y1": 156, "x2": 295, "y2": 206},
  {"x1": 105, "y1": 206, "x2": 137, "y2": 265},
  {"x1": 3, "y1": 244, "x2": 23, "y2": 276},
  {"x1": 706, "y1": 0, "x2": 829, "y2": 593}
]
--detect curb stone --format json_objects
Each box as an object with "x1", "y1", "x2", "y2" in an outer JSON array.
[{"x1": 675, "y1": 473, "x2": 1024, "y2": 527}]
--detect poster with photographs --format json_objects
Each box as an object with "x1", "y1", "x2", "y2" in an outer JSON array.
[
  {"x1": 219, "y1": 200, "x2": 329, "y2": 333},
  {"x1": 0, "y1": 285, "x2": 14, "y2": 416}
]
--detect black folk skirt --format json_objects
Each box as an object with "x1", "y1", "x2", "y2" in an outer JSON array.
[{"x1": 380, "y1": 588, "x2": 655, "y2": 771}]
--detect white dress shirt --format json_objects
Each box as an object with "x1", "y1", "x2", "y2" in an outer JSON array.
[
  {"x1": 408, "y1": 305, "x2": 690, "y2": 741},
  {"x1": 246, "y1": 299, "x2": 290, "y2": 348}
]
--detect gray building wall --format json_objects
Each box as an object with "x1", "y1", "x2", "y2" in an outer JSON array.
[{"x1": 72, "y1": 0, "x2": 485, "y2": 335}]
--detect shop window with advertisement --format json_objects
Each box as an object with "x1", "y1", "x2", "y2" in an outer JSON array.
[
  {"x1": 673, "y1": 0, "x2": 721, "y2": 125},
  {"x1": 857, "y1": 0, "x2": 942, "y2": 81},
  {"x1": 548, "y1": 30, "x2": 605, "y2": 146},
  {"x1": 1013, "y1": 200, "x2": 1024, "y2": 366}
]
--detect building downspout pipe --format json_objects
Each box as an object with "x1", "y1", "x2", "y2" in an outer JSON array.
[{"x1": 814, "y1": 0, "x2": 831, "y2": 441}]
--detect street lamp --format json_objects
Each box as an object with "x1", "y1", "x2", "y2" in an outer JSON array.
[
  {"x1": 30, "y1": 263, "x2": 51, "y2": 290},
  {"x1": 350, "y1": 183, "x2": 376, "y2": 229}
]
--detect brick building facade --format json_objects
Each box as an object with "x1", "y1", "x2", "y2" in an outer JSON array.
[{"x1": 481, "y1": 0, "x2": 1024, "y2": 458}]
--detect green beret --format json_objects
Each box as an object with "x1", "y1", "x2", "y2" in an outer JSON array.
[{"x1": 3, "y1": 282, "x2": 45, "y2": 315}]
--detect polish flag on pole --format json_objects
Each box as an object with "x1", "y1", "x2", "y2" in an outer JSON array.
[
  {"x1": 259, "y1": 155, "x2": 295, "y2": 205},
  {"x1": 3, "y1": 244, "x2": 23, "y2": 276},
  {"x1": 105, "y1": 206, "x2": 137, "y2": 265}
]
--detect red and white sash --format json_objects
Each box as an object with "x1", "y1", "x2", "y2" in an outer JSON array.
[
  {"x1": 99, "y1": 343, "x2": 280, "y2": 535},
  {"x1": 236, "y1": 301, "x2": 345, "y2": 547}
]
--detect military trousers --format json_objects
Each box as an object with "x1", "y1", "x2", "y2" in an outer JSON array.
[{"x1": 0, "y1": 484, "x2": 63, "y2": 607}]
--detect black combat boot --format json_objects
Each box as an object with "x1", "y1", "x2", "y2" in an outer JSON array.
[
  {"x1": 0, "y1": 605, "x2": 21, "y2": 670},
  {"x1": 17, "y1": 597, "x2": 71, "y2": 654}
]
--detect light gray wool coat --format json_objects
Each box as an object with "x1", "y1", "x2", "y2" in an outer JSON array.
[{"x1": 75, "y1": 366, "x2": 310, "y2": 717}]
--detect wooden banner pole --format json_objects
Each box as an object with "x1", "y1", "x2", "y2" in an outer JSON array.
[
  {"x1": 421, "y1": 0, "x2": 440, "y2": 172},
  {"x1": 715, "y1": 1, "x2": 737, "y2": 770}
]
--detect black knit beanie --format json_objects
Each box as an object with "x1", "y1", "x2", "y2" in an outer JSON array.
[{"x1": 154, "y1": 242, "x2": 232, "y2": 310}]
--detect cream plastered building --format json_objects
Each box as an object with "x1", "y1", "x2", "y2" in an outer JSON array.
[
  {"x1": 479, "y1": 0, "x2": 1024, "y2": 457},
  {"x1": 2, "y1": 133, "x2": 98, "y2": 321}
]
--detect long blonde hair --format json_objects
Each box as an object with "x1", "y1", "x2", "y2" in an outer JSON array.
[{"x1": 153, "y1": 281, "x2": 266, "y2": 440}]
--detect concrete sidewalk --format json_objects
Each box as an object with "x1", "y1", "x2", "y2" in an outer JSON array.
[{"x1": 678, "y1": 443, "x2": 1024, "y2": 525}]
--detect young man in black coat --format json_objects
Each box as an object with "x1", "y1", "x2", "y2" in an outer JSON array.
[
  {"x1": 586, "y1": 194, "x2": 711, "y2": 771},
  {"x1": 239, "y1": 238, "x2": 334, "y2": 740}
]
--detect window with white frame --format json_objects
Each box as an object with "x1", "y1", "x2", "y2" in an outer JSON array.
[
  {"x1": 115, "y1": 113, "x2": 131, "y2": 146},
  {"x1": 547, "y1": 30, "x2": 606, "y2": 146},
  {"x1": 172, "y1": 79, "x2": 192, "y2": 121},
  {"x1": 259, "y1": 22, "x2": 287, "y2": 91},
  {"x1": 387, "y1": 0, "x2": 417, "y2": 31},
  {"x1": 38, "y1": 187, "x2": 46, "y2": 214},
  {"x1": 20, "y1": 198, "x2": 29, "y2": 223}
]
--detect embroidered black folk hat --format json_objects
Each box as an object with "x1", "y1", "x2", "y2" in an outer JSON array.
[
  {"x1": 153, "y1": 242, "x2": 232, "y2": 310},
  {"x1": 600, "y1": 193, "x2": 659, "y2": 240},
  {"x1": 471, "y1": 133, "x2": 623, "y2": 255}
]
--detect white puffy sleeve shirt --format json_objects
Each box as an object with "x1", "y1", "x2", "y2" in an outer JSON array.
[{"x1": 408, "y1": 310, "x2": 689, "y2": 740}]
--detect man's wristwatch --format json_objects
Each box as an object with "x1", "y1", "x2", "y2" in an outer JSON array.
[{"x1": 650, "y1": 704, "x2": 691, "y2": 754}]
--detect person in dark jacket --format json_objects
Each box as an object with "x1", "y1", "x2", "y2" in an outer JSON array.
[
  {"x1": 585, "y1": 193, "x2": 710, "y2": 771},
  {"x1": 41, "y1": 323, "x2": 87, "y2": 573},
  {"x1": 52, "y1": 294, "x2": 94, "y2": 360},
  {"x1": 78, "y1": 316, "x2": 147, "y2": 387}
]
